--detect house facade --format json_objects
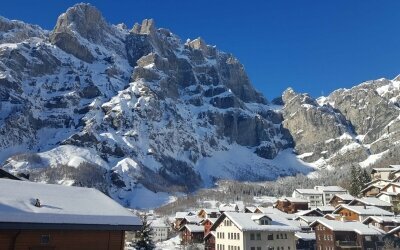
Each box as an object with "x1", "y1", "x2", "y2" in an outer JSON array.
[
  {"x1": 314, "y1": 186, "x2": 348, "y2": 206},
  {"x1": 333, "y1": 205, "x2": 394, "y2": 222},
  {"x1": 311, "y1": 219, "x2": 383, "y2": 250},
  {"x1": 292, "y1": 189, "x2": 324, "y2": 207},
  {"x1": 329, "y1": 194, "x2": 354, "y2": 207},
  {"x1": 180, "y1": 225, "x2": 204, "y2": 245},
  {"x1": 275, "y1": 197, "x2": 309, "y2": 214},
  {"x1": 212, "y1": 212, "x2": 298, "y2": 250}
]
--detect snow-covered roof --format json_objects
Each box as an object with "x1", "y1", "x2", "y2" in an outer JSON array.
[
  {"x1": 213, "y1": 212, "x2": 300, "y2": 232},
  {"x1": 199, "y1": 208, "x2": 220, "y2": 214},
  {"x1": 219, "y1": 203, "x2": 238, "y2": 212},
  {"x1": 295, "y1": 231, "x2": 316, "y2": 241},
  {"x1": 349, "y1": 197, "x2": 393, "y2": 207},
  {"x1": 280, "y1": 197, "x2": 309, "y2": 203},
  {"x1": 316, "y1": 206, "x2": 335, "y2": 212},
  {"x1": 314, "y1": 186, "x2": 347, "y2": 192},
  {"x1": 310, "y1": 218, "x2": 383, "y2": 235},
  {"x1": 389, "y1": 165, "x2": 400, "y2": 170},
  {"x1": 295, "y1": 216, "x2": 322, "y2": 224},
  {"x1": 372, "y1": 168, "x2": 398, "y2": 172},
  {"x1": 181, "y1": 224, "x2": 204, "y2": 233},
  {"x1": 181, "y1": 216, "x2": 202, "y2": 224},
  {"x1": 377, "y1": 192, "x2": 399, "y2": 197},
  {"x1": 294, "y1": 189, "x2": 322, "y2": 195},
  {"x1": 362, "y1": 215, "x2": 400, "y2": 224},
  {"x1": 296, "y1": 209, "x2": 324, "y2": 216},
  {"x1": 329, "y1": 193, "x2": 354, "y2": 202},
  {"x1": 175, "y1": 211, "x2": 195, "y2": 219},
  {"x1": 256, "y1": 207, "x2": 296, "y2": 220},
  {"x1": 0, "y1": 179, "x2": 141, "y2": 230},
  {"x1": 245, "y1": 206, "x2": 258, "y2": 213},
  {"x1": 334, "y1": 205, "x2": 394, "y2": 216}
]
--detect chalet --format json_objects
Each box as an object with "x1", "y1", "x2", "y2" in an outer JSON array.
[
  {"x1": 274, "y1": 197, "x2": 309, "y2": 213},
  {"x1": 204, "y1": 231, "x2": 216, "y2": 250},
  {"x1": 0, "y1": 179, "x2": 141, "y2": 250},
  {"x1": 292, "y1": 189, "x2": 324, "y2": 207},
  {"x1": 211, "y1": 212, "x2": 299, "y2": 250},
  {"x1": 198, "y1": 209, "x2": 221, "y2": 219},
  {"x1": 377, "y1": 192, "x2": 400, "y2": 213},
  {"x1": 348, "y1": 197, "x2": 393, "y2": 211},
  {"x1": 180, "y1": 224, "x2": 204, "y2": 245},
  {"x1": 332, "y1": 204, "x2": 394, "y2": 222},
  {"x1": 174, "y1": 211, "x2": 195, "y2": 229},
  {"x1": 295, "y1": 231, "x2": 316, "y2": 250},
  {"x1": 362, "y1": 216, "x2": 400, "y2": 233},
  {"x1": 0, "y1": 168, "x2": 21, "y2": 180},
  {"x1": 371, "y1": 165, "x2": 400, "y2": 181},
  {"x1": 329, "y1": 193, "x2": 354, "y2": 207},
  {"x1": 294, "y1": 216, "x2": 323, "y2": 231},
  {"x1": 314, "y1": 186, "x2": 348, "y2": 205},
  {"x1": 361, "y1": 184, "x2": 382, "y2": 197},
  {"x1": 310, "y1": 218, "x2": 384, "y2": 249}
]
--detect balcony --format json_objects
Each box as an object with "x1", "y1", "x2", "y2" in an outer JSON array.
[{"x1": 336, "y1": 241, "x2": 362, "y2": 248}]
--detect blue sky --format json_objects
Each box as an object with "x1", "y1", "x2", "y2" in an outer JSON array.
[{"x1": 2, "y1": 0, "x2": 400, "y2": 99}]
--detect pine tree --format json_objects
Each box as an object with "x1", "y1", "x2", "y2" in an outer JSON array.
[
  {"x1": 349, "y1": 165, "x2": 361, "y2": 197},
  {"x1": 360, "y1": 168, "x2": 371, "y2": 185},
  {"x1": 135, "y1": 214, "x2": 155, "y2": 250}
]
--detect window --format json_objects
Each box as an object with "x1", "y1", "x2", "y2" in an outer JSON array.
[
  {"x1": 251, "y1": 247, "x2": 255, "y2": 250},
  {"x1": 228, "y1": 233, "x2": 230, "y2": 240},
  {"x1": 238, "y1": 233, "x2": 240, "y2": 240},
  {"x1": 250, "y1": 233, "x2": 255, "y2": 240},
  {"x1": 277, "y1": 234, "x2": 280, "y2": 239},
  {"x1": 284, "y1": 233, "x2": 287, "y2": 239},
  {"x1": 280, "y1": 233, "x2": 283, "y2": 239},
  {"x1": 268, "y1": 234, "x2": 273, "y2": 240},
  {"x1": 41, "y1": 235, "x2": 50, "y2": 244},
  {"x1": 256, "y1": 233, "x2": 261, "y2": 240},
  {"x1": 257, "y1": 247, "x2": 261, "y2": 250}
]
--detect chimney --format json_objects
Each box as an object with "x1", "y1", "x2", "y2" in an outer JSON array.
[{"x1": 34, "y1": 198, "x2": 41, "y2": 208}]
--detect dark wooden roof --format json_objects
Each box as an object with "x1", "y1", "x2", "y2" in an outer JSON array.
[{"x1": 0, "y1": 168, "x2": 21, "y2": 180}]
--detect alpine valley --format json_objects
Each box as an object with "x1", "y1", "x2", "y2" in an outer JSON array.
[{"x1": 1, "y1": 3, "x2": 399, "y2": 208}]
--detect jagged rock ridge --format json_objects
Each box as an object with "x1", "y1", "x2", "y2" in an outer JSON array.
[{"x1": 1, "y1": 3, "x2": 399, "y2": 208}]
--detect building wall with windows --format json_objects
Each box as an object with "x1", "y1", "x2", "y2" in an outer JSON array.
[{"x1": 215, "y1": 217, "x2": 296, "y2": 250}]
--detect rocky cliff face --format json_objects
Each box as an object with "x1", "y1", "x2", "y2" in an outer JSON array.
[
  {"x1": 1, "y1": 3, "x2": 399, "y2": 208},
  {"x1": 0, "y1": 4, "x2": 305, "y2": 208}
]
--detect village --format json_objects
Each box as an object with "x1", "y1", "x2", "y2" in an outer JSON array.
[
  {"x1": 135, "y1": 165, "x2": 400, "y2": 250},
  {"x1": 2, "y1": 165, "x2": 400, "y2": 249}
]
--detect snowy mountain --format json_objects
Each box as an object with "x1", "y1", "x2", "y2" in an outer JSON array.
[{"x1": 1, "y1": 3, "x2": 399, "y2": 208}]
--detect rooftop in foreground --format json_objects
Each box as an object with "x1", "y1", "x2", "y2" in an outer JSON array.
[{"x1": 0, "y1": 179, "x2": 141, "y2": 230}]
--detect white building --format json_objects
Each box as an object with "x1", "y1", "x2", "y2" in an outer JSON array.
[
  {"x1": 211, "y1": 212, "x2": 299, "y2": 250},
  {"x1": 314, "y1": 186, "x2": 348, "y2": 205},
  {"x1": 293, "y1": 186, "x2": 348, "y2": 207},
  {"x1": 151, "y1": 219, "x2": 170, "y2": 242},
  {"x1": 292, "y1": 189, "x2": 324, "y2": 207}
]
